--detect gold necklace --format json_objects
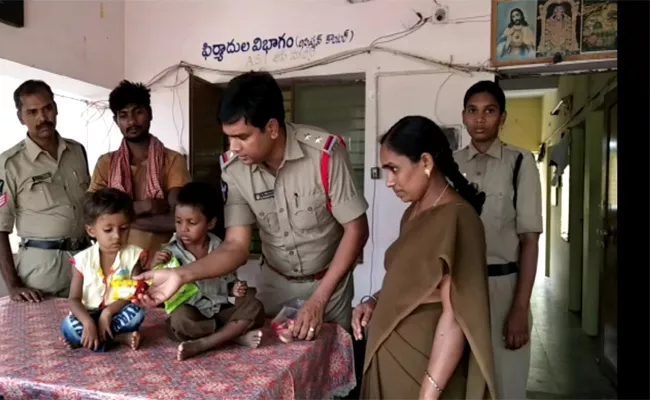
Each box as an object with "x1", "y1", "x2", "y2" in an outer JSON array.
[{"x1": 412, "y1": 183, "x2": 449, "y2": 218}]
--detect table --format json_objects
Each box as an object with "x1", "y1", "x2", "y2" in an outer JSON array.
[{"x1": 0, "y1": 297, "x2": 356, "y2": 399}]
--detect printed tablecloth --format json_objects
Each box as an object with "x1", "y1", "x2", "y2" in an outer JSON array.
[{"x1": 0, "y1": 297, "x2": 356, "y2": 399}]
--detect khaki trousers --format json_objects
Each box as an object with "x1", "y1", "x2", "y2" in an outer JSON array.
[
  {"x1": 255, "y1": 264, "x2": 354, "y2": 332},
  {"x1": 16, "y1": 247, "x2": 77, "y2": 297},
  {"x1": 489, "y1": 273, "x2": 533, "y2": 399}
]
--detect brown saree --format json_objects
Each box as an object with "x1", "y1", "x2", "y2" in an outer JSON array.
[{"x1": 362, "y1": 202, "x2": 497, "y2": 400}]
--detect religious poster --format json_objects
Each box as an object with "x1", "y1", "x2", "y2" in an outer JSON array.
[
  {"x1": 494, "y1": 1, "x2": 538, "y2": 63},
  {"x1": 490, "y1": 0, "x2": 616, "y2": 67},
  {"x1": 536, "y1": 0, "x2": 581, "y2": 58},
  {"x1": 581, "y1": 0, "x2": 617, "y2": 53}
]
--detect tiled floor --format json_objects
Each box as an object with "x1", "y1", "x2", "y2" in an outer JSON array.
[{"x1": 527, "y1": 275, "x2": 617, "y2": 399}]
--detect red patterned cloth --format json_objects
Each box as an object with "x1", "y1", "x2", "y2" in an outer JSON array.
[
  {"x1": 0, "y1": 297, "x2": 356, "y2": 399},
  {"x1": 109, "y1": 135, "x2": 165, "y2": 199}
]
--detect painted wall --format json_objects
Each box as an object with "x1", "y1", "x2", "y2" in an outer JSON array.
[
  {"x1": 0, "y1": 0, "x2": 125, "y2": 89},
  {"x1": 501, "y1": 97, "x2": 542, "y2": 152},
  {"x1": 124, "y1": 0, "x2": 494, "y2": 304},
  {"x1": 543, "y1": 72, "x2": 617, "y2": 336}
]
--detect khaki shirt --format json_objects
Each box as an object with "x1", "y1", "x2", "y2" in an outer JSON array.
[
  {"x1": 454, "y1": 139, "x2": 542, "y2": 265},
  {"x1": 221, "y1": 123, "x2": 368, "y2": 277},
  {"x1": 0, "y1": 134, "x2": 89, "y2": 239},
  {"x1": 89, "y1": 146, "x2": 191, "y2": 251}
]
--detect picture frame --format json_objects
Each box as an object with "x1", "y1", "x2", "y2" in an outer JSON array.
[
  {"x1": 441, "y1": 125, "x2": 462, "y2": 152},
  {"x1": 490, "y1": 0, "x2": 617, "y2": 67},
  {"x1": 0, "y1": 0, "x2": 24, "y2": 28}
]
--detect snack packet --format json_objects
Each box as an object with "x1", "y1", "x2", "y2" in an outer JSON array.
[
  {"x1": 152, "y1": 256, "x2": 200, "y2": 314},
  {"x1": 270, "y1": 299, "x2": 305, "y2": 343}
]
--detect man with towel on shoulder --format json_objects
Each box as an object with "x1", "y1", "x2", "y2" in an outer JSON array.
[{"x1": 88, "y1": 80, "x2": 191, "y2": 255}]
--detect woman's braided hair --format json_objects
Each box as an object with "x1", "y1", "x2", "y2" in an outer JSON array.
[{"x1": 380, "y1": 116, "x2": 486, "y2": 214}]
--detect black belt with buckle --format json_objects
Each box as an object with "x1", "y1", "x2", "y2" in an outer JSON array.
[
  {"x1": 23, "y1": 237, "x2": 91, "y2": 252},
  {"x1": 487, "y1": 262, "x2": 518, "y2": 277}
]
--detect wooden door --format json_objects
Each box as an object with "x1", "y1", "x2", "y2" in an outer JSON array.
[
  {"x1": 598, "y1": 90, "x2": 617, "y2": 386},
  {"x1": 189, "y1": 74, "x2": 225, "y2": 238}
]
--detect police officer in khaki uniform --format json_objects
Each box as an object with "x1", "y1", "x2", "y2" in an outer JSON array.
[
  {"x1": 0, "y1": 80, "x2": 90, "y2": 302},
  {"x1": 454, "y1": 81, "x2": 542, "y2": 399},
  {"x1": 135, "y1": 71, "x2": 369, "y2": 340}
]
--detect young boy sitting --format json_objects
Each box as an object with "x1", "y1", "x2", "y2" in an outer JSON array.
[{"x1": 149, "y1": 182, "x2": 265, "y2": 361}]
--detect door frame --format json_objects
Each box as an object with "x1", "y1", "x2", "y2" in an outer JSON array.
[{"x1": 597, "y1": 88, "x2": 617, "y2": 386}]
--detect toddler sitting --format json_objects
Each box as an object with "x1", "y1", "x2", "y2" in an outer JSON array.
[
  {"x1": 61, "y1": 188, "x2": 146, "y2": 352},
  {"x1": 149, "y1": 182, "x2": 265, "y2": 360}
]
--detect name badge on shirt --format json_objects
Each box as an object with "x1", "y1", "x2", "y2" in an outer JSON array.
[
  {"x1": 31, "y1": 172, "x2": 52, "y2": 183},
  {"x1": 254, "y1": 190, "x2": 274, "y2": 201}
]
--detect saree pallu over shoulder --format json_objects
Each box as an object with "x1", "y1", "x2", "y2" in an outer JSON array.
[{"x1": 362, "y1": 202, "x2": 497, "y2": 399}]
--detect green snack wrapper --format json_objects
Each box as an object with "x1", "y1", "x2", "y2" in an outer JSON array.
[{"x1": 152, "y1": 256, "x2": 199, "y2": 314}]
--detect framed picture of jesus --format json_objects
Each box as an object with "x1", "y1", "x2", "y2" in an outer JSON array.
[{"x1": 490, "y1": 0, "x2": 617, "y2": 67}]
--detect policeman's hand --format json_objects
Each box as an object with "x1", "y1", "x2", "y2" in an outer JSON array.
[
  {"x1": 293, "y1": 296, "x2": 326, "y2": 341},
  {"x1": 132, "y1": 269, "x2": 183, "y2": 308},
  {"x1": 504, "y1": 304, "x2": 529, "y2": 350},
  {"x1": 352, "y1": 298, "x2": 376, "y2": 341},
  {"x1": 9, "y1": 286, "x2": 43, "y2": 303}
]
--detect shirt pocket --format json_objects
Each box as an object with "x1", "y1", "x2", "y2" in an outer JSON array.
[
  {"x1": 24, "y1": 176, "x2": 62, "y2": 211},
  {"x1": 482, "y1": 191, "x2": 516, "y2": 232},
  {"x1": 255, "y1": 200, "x2": 280, "y2": 234},
  {"x1": 291, "y1": 194, "x2": 331, "y2": 231}
]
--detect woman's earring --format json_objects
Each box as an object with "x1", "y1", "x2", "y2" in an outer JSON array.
[{"x1": 424, "y1": 168, "x2": 431, "y2": 178}]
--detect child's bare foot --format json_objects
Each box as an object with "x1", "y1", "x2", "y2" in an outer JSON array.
[
  {"x1": 115, "y1": 331, "x2": 141, "y2": 350},
  {"x1": 59, "y1": 336, "x2": 79, "y2": 350},
  {"x1": 177, "y1": 338, "x2": 212, "y2": 361},
  {"x1": 235, "y1": 330, "x2": 263, "y2": 348}
]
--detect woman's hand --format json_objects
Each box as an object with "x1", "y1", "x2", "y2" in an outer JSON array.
[{"x1": 351, "y1": 297, "x2": 376, "y2": 341}]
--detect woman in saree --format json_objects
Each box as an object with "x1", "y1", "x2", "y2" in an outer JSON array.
[{"x1": 353, "y1": 115, "x2": 497, "y2": 400}]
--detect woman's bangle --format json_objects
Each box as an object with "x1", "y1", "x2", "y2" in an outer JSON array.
[
  {"x1": 360, "y1": 294, "x2": 377, "y2": 304},
  {"x1": 424, "y1": 370, "x2": 443, "y2": 394}
]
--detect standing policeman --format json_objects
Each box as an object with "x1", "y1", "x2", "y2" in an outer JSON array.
[
  {"x1": 454, "y1": 80, "x2": 543, "y2": 399},
  {"x1": 135, "y1": 71, "x2": 369, "y2": 339},
  {"x1": 0, "y1": 80, "x2": 91, "y2": 302}
]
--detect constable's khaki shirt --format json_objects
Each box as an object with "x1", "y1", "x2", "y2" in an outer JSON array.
[
  {"x1": 0, "y1": 134, "x2": 89, "y2": 239},
  {"x1": 454, "y1": 139, "x2": 542, "y2": 265},
  {"x1": 221, "y1": 123, "x2": 368, "y2": 277}
]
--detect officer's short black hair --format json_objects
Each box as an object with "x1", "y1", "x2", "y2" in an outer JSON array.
[
  {"x1": 84, "y1": 188, "x2": 136, "y2": 226},
  {"x1": 13, "y1": 80, "x2": 55, "y2": 111},
  {"x1": 218, "y1": 71, "x2": 285, "y2": 131},
  {"x1": 463, "y1": 80, "x2": 506, "y2": 114},
  {"x1": 176, "y1": 182, "x2": 220, "y2": 222},
  {"x1": 109, "y1": 80, "x2": 151, "y2": 116}
]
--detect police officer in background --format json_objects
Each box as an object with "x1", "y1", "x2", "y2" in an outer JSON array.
[
  {"x1": 0, "y1": 80, "x2": 91, "y2": 302},
  {"x1": 135, "y1": 71, "x2": 369, "y2": 340},
  {"x1": 454, "y1": 80, "x2": 543, "y2": 399}
]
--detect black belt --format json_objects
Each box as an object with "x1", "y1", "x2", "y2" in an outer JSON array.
[
  {"x1": 23, "y1": 237, "x2": 91, "y2": 252},
  {"x1": 487, "y1": 262, "x2": 518, "y2": 277}
]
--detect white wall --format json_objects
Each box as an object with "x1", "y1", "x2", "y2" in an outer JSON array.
[
  {"x1": 124, "y1": 0, "x2": 494, "y2": 304},
  {"x1": 0, "y1": 0, "x2": 125, "y2": 89}
]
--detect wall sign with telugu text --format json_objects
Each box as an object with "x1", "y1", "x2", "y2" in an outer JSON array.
[{"x1": 201, "y1": 29, "x2": 355, "y2": 63}]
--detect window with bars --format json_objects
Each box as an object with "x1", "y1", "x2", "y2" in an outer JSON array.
[{"x1": 248, "y1": 81, "x2": 366, "y2": 257}]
